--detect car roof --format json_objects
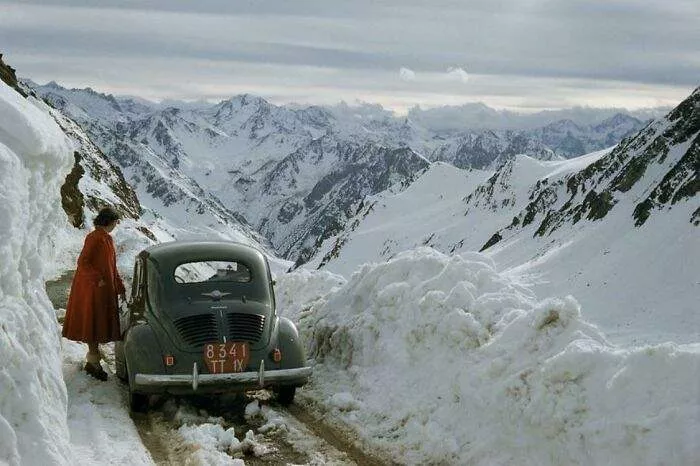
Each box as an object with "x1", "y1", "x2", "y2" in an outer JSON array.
[{"x1": 141, "y1": 241, "x2": 268, "y2": 272}]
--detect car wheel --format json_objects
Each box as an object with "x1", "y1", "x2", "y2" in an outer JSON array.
[
  {"x1": 129, "y1": 389, "x2": 149, "y2": 413},
  {"x1": 126, "y1": 361, "x2": 149, "y2": 413},
  {"x1": 114, "y1": 342, "x2": 127, "y2": 383},
  {"x1": 274, "y1": 386, "x2": 296, "y2": 406}
]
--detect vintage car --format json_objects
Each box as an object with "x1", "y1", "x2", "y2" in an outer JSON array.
[{"x1": 115, "y1": 241, "x2": 312, "y2": 412}]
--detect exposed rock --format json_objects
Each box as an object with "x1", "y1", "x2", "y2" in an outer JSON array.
[
  {"x1": 60, "y1": 152, "x2": 86, "y2": 227},
  {"x1": 0, "y1": 54, "x2": 27, "y2": 97}
]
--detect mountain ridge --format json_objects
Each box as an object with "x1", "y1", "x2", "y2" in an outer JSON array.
[{"x1": 27, "y1": 80, "x2": 658, "y2": 263}]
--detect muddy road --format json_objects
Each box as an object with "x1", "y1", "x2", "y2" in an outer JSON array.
[{"x1": 125, "y1": 391, "x2": 388, "y2": 465}]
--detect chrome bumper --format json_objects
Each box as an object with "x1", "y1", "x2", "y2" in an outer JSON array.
[{"x1": 134, "y1": 360, "x2": 312, "y2": 391}]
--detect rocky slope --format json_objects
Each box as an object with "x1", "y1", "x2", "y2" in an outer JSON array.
[
  {"x1": 0, "y1": 53, "x2": 27, "y2": 97},
  {"x1": 482, "y1": 87, "x2": 699, "y2": 250}
]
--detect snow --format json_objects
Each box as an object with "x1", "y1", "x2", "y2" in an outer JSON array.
[
  {"x1": 537, "y1": 147, "x2": 610, "y2": 179},
  {"x1": 61, "y1": 340, "x2": 152, "y2": 465},
  {"x1": 0, "y1": 83, "x2": 74, "y2": 465},
  {"x1": 0, "y1": 81, "x2": 153, "y2": 466},
  {"x1": 278, "y1": 247, "x2": 700, "y2": 465},
  {"x1": 177, "y1": 423, "x2": 247, "y2": 465},
  {"x1": 495, "y1": 200, "x2": 699, "y2": 345}
]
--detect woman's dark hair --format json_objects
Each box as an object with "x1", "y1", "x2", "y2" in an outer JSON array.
[{"x1": 93, "y1": 207, "x2": 120, "y2": 227}]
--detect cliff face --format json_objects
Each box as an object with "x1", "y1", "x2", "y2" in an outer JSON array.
[{"x1": 0, "y1": 54, "x2": 27, "y2": 97}]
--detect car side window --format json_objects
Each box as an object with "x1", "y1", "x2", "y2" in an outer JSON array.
[{"x1": 174, "y1": 261, "x2": 252, "y2": 284}]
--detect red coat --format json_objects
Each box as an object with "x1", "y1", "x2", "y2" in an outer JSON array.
[{"x1": 62, "y1": 228, "x2": 125, "y2": 343}]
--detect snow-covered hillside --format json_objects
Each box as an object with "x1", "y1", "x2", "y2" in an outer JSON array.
[
  {"x1": 306, "y1": 151, "x2": 610, "y2": 275},
  {"x1": 307, "y1": 88, "x2": 699, "y2": 346}
]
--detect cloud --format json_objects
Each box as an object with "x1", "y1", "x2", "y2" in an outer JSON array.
[
  {"x1": 0, "y1": 1, "x2": 696, "y2": 113},
  {"x1": 399, "y1": 67, "x2": 416, "y2": 82},
  {"x1": 446, "y1": 67, "x2": 469, "y2": 84}
]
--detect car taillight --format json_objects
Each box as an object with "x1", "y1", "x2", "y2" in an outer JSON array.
[
  {"x1": 272, "y1": 349, "x2": 282, "y2": 363},
  {"x1": 164, "y1": 355, "x2": 175, "y2": 366}
]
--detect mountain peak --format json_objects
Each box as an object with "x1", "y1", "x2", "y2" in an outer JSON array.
[
  {"x1": 597, "y1": 112, "x2": 642, "y2": 128},
  {"x1": 222, "y1": 93, "x2": 270, "y2": 108}
]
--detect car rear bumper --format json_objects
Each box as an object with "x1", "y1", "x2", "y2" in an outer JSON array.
[{"x1": 133, "y1": 361, "x2": 312, "y2": 393}]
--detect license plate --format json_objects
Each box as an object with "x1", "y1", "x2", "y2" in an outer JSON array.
[{"x1": 203, "y1": 342, "x2": 250, "y2": 374}]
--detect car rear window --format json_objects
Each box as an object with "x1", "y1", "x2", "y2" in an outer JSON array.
[{"x1": 174, "y1": 261, "x2": 252, "y2": 284}]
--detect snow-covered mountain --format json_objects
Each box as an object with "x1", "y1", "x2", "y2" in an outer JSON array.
[
  {"x1": 421, "y1": 114, "x2": 646, "y2": 169},
  {"x1": 32, "y1": 84, "x2": 277, "y2": 250},
  {"x1": 483, "y1": 88, "x2": 699, "y2": 247},
  {"x1": 26, "y1": 81, "x2": 649, "y2": 264},
  {"x1": 306, "y1": 88, "x2": 699, "y2": 345},
  {"x1": 406, "y1": 101, "x2": 669, "y2": 132}
]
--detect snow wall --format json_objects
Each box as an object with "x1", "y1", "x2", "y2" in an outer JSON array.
[
  {"x1": 278, "y1": 248, "x2": 700, "y2": 465},
  {"x1": 0, "y1": 83, "x2": 73, "y2": 464}
]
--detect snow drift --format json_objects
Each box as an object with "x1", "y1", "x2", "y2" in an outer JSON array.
[
  {"x1": 0, "y1": 83, "x2": 73, "y2": 464},
  {"x1": 278, "y1": 247, "x2": 700, "y2": 465}
]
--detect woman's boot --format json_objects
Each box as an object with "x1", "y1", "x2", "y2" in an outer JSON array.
[{"x1": 85, "y1": 351, "x2": 108, "y2": 381}]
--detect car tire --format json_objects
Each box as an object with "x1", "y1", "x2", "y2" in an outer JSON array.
[
  {"x1": 114, "y1": 342, "x2": 127, "y2": 383},
  {"x1": 274, "y1": 386, "x2": 296, "y2": 406},
  {"x1": 129, "y1": 390, "x2": 149, "y2": 414},
  {"x1": 126, "y1": 360, "x2": 149, "y2": 413}
]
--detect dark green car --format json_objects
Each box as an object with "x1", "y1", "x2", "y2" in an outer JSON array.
[{"x1": 115, "y1": 241, "x2": 311, "y2": 412}]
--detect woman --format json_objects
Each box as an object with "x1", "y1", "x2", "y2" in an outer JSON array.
[{"x1": 62, "y1": 207, "x2": 126, "y2": 381}]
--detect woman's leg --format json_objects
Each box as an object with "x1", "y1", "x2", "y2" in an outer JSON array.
[
  {"x1": 86, "y1": 342, "x2": 100, "y2": 364},
  {"x1": 85, "y1": 342, "x2": 108, "y2": 380}
]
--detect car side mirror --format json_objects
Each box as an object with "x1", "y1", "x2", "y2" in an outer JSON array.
[{"x1": 271, "y1": 280, "x2": 276, "y2": 287}]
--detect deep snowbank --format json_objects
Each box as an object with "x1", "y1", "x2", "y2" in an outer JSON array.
[
  {"x1": 277, "y1": 247, "x2": 700, "y2": 465},
  {"x1": 0, "y1": 83, "x2": 74, "y2": 464}
]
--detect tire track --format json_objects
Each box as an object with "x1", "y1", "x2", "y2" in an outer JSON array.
[{"x1": 285, "y1": 403, "x2": 393, "y2": 466}]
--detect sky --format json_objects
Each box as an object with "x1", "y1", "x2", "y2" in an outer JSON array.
[{"x1": 1, "y1": 0, "x2": 698, "y2": 114}]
